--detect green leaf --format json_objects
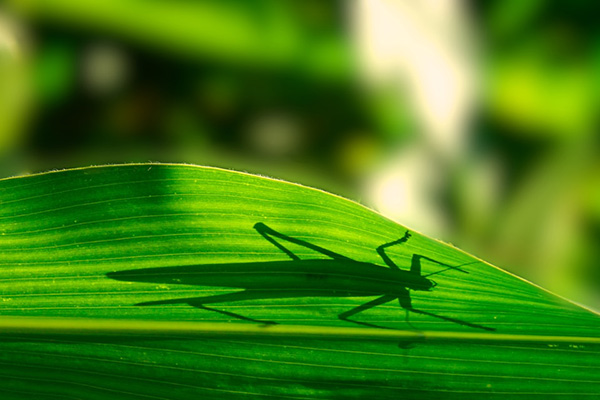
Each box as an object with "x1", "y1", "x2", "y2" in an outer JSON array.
[{"x1": 0, "y1": 163, "x2": 599, "y2": 399}]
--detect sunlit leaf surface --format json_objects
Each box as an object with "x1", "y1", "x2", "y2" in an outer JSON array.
[{"x1": 0, "y1": 164, "x2": 598, "y2": 399}]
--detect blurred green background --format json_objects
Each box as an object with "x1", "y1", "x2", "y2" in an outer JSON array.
[{"x1": 0, "y1": 0, "x2": 598, "y2": 311}]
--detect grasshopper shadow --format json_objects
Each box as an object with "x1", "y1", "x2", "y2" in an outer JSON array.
[{"x1": 107, "y1": 223, "x2": 495, "y2": 331}]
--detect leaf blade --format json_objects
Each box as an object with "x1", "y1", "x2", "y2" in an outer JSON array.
[{"x1": 1, "y1": 164, "x2": 599, "y2": 398}]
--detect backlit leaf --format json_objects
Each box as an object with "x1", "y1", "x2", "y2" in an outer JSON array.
[{"x1": 0, "y1": 164, "x2": 598, "y2": 399}]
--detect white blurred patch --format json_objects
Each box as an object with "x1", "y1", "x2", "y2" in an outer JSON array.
[
  {"x1": 246, "y1": 113, "x2": 303, "y2": 157},
  {"x1": 82, "y1": 42, "x2": 129, "y2": 96},
  {"x1": 365, "y1": 146, "x2": 448, "y2": 236},
  {"x1": 352, "y1": 0, "x2": 479, "y2": 237},
  {"x1": 0, "y1": 11, "x2": 32, "y2": 156},
  {"x1": 352, "y1": 0, "x2": 478, "y2": 160},
  {"x1": 0, "y1": 14, "x2": 20, "y2": 57}
]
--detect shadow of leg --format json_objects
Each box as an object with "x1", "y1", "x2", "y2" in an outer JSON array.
[
  {"x1": 409, "y1": 307, "x2": 496, "y2": 331},
  {"x1": 136, "y1": 290, "x2": 279, "y2": 325},
  {"x1": 192, "y1": 303, "x2": 277, "y2": 325},
  {"x1": 338, "y1": 295, "x2": 400, "y2": 330}
]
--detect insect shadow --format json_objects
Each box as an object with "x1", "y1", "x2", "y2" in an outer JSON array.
[{"x1": 107, "y1": 222, "x2": 495, "y2": 332}]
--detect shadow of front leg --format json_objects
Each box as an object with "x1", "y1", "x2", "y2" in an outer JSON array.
[{"x1": 376, "y1": 231, "x2": 412, "y2": 270}]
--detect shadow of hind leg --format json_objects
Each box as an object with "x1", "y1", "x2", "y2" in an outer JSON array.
[
  {"x1": 190, "y1": 303, "x2": 277, "y2": 325},
  {"x1": 338, "y1": 295, "x2": 399, "y2": 330}
]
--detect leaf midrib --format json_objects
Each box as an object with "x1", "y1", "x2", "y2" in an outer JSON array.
[{"x1": 2, "y1": 316, "x2": 600, "y2": 344}]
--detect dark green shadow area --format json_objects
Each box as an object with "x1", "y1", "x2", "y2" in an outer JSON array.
[{"x1": 107, "y1": 223, "x2": 494, "y2": 331}]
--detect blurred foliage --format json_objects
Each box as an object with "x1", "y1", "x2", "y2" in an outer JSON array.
[
  {"x1": 3, "y1": 0, "x2": 410, "y2": 199},
  {"x1": 0, "y1": 0, "x2": 598, "y2": 310},
  {"x1": 466, "y1": 0, "x2": 600, "y2": 310}
]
